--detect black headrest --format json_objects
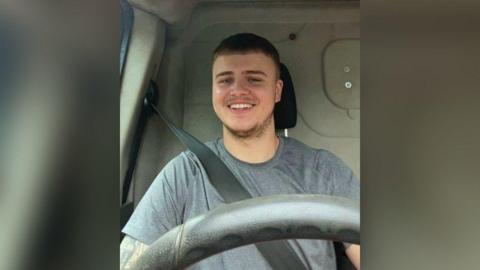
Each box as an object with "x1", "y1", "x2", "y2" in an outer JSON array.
[{"x1": 274, "y1": 63, "x2": 297, "y2": 129}]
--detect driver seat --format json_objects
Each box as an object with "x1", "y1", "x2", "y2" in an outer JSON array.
[{"x1": 275, "y1": 63, "x2": 355, "y2": 270}]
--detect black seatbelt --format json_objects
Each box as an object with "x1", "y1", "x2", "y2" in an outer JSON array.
[{"x1": 147, "y1": 81, "x2": 307, "y2": 270}]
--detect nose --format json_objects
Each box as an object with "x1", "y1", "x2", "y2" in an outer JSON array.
[{"x1": 230, "y1": 80, "x2": 250, "y2": 96}]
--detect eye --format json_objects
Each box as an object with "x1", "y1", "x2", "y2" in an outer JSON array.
[
  {"x1": 218, "y1": 77, "x2": 233, "y2": 85},
  {"x1": 247, "y1": 77, "x2": 263, "y2": 83}
]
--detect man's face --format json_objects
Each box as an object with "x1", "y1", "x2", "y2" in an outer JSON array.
[{"x1": 212, "y1": 52, "x2": 283, "y2": 138}]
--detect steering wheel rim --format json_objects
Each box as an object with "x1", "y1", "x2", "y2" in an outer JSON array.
[{"x1": 131, "y1": 194, "x2": 360, "y2": 270}]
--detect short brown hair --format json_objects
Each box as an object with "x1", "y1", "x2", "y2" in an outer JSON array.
[{"x1": 213, "y1": 33, "x2": 281, "y2": 78}]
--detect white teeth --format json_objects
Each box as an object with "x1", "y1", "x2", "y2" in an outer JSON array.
[{"x1": 230, "y1": 104, "x2": 253, "y2": 109}]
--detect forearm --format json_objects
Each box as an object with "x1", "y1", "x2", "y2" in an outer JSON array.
[{"x1": 345, "y1": 244, "x2": 360, "y2": 269}]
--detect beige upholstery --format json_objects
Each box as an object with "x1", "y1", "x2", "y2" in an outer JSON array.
[
  {"x1": 324, "y1": 40, "x2": 360, "y2": 110},
  {"x1": 120, "y1": 8, "x2": 166, "y2": 202}
]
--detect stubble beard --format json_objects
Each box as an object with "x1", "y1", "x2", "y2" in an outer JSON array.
[{"x1": 224, "y1": 113, "x2": 274, "y2": 139}]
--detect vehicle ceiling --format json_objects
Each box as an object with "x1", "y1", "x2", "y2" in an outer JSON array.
[{"x1": 128, "y1": 0, "x2": 359, "y2": 25}]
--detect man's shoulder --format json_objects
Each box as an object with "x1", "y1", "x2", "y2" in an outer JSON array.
[
  {"x1": 282, "y1": 136, "x2": 326, "y2": 156},
  {"x1": 164, "y1": 151, "x2": 195, "y2": 167},
  {"x1": 155, "y1": 138, "x2": 221, "y2": 175},
  {"x1": 281, "y1": 137, "x2": 345, "y2": 165},
  {"x1": 163, "y1": 138, "x2": 223, "y2": 171},
  {"x1": 282, "y1": 136, "x2": 313, "y2": 150},
  {"x1": 159, "y1": 150, "x2": 204, "y2": 178}
]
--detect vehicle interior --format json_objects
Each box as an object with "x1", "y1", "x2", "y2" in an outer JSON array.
[{"x1": 120, "y1": 0, "x2": 360, "y2": 268}]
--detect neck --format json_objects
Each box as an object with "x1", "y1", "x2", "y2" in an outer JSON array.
[{"x1": 223, "y1": 125, "x2": 280, "y2": 164}]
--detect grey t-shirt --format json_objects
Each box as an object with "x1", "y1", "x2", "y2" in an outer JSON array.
[{"x1": 122, "y1": 137, "x2": 359, "y2": 269}]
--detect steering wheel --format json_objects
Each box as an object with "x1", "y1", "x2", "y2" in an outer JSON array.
[{"x1": 131, "y1": 194, "x2": 360, "y2": 270}]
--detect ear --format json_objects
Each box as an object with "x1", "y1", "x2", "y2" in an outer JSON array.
[{"x1": 275, "y1": 79, "x2": 283, "y2": 103}]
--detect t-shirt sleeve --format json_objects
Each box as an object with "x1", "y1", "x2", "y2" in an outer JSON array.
[
  {"x1": 121, "y1": 153, "x2": 191, "y2": 245},
  {"x1": 318, "y1": 149, "x2": 359, "y2": 200},
  {"x1": 317, "y1": 150, "x2": 360, "y2": 249}
]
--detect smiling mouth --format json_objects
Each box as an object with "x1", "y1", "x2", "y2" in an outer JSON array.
[{"x1": 228, "y1": 103, "x2": 255, "y2": 110}]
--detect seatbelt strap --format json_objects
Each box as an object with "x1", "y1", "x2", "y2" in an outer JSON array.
[
  {"x1": 149, "y1": 102, "x2": 251, "y2": 203},
  {"x1": 147, "y1": 81, "x2": 308, "y2": 270}
]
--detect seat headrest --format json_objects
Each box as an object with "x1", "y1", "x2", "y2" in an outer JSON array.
[{"x1": 274, "y1": 63, "x2": 297, "y2": 129}]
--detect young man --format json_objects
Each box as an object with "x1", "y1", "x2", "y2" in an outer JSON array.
[{"x1": 120, "y1": 33, "x2": 360, "y2": 269}]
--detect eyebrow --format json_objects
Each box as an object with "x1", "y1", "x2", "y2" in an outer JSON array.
[
  {"x1": 244, "y1": 70, "x2": 267, "y2": 76},
  {"x1": 215, "y1": 70, "x2": 267, "y2": 79},
  {"x1": 215, "y1": 71, "x2": 233, "y2": 78}
]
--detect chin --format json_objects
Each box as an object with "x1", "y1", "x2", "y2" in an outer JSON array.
[{"x1": 224, "y1": 124, "x2": 258, "y2": 138}]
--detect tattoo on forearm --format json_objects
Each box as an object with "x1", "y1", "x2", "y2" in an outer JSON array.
[{"x1": 120, "y1": 236, "x2": 150, "y2": 269}]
